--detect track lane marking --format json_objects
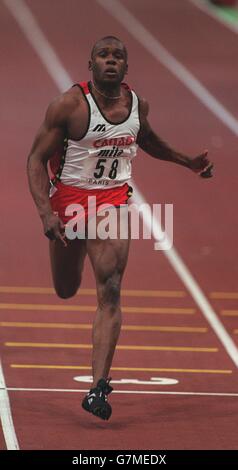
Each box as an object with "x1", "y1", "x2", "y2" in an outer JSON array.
[
  {"x1": 2, "y1": 286, "x2": 238, "y2": 299},
  {"x1": 4, "y1": 342, "x2": 218, "y2": 352},
  {"x1": 1, "y1": 0, "x2": 236, "y2": 448},
  {"x1": 0, "y1": 360, "x2": 19, "y2": 450},
  {"x1": 0, "y1": 286, "x2": 187, "y2": 298},
  {"x1": 221, "y1": 310, "x2": 238, "y2": 316},
  {"x1": 97, "y1": 0, "x2": 238, "y2": 136},
  {"x1": 10, "y1": 364, "x2": 232, "y2": 373},
  {"x1": 0, "y1": 322, "x2": 207, "y2": 333},
  {"x1": 4, "y1": 0, "x2": 238, "y2": 368},
  {"x1": 211, "y1": 292, "x2": 238, "y2": 299},
  {"x1": 2, "y1": 0, "x2": 72, "y2": 90},
  {"x1": 6, "y1": 387, "x2": 238, "y2": 397},
  {"x1": 0, "y1": 303, "x2": 195, "y2": 314},
  {"x1": 96, "y1": 0, "x2": 238, "y2": 368}
]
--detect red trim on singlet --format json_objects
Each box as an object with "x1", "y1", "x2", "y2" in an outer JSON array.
[
  {"x1": 79, "y1": 81, "x2": 90, "y2": 94},
  {"x1": 121, "y1": 82, "x2": 131, "y2": 91},
  {"x1": 76, "y1": 81, "x2": 131, "y2": 94}
]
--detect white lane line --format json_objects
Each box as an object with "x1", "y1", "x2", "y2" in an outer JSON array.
[
  {"x1": 132, "y1": 188, "x2": 238, "y2": 369},
  {"x1": 97, "y1": 0, "x2": 238, "y2": 137},
  {"x1": 96, "y1": 1, "x2": 238, "y2": 367},
  {"x1": 0, "y1": 361, "x2": 19, "y2": 450},
  {"x1": 4, "y1": 0, "x2": 238, "y2": 369},
  {"x1": 7, "y1": 387, "x2": 238, "y2": 397},
  {"x1": 2, "y1": 0, "x2": 72, "y2": 91},
  {"x1": 189, "y1": 0, "x2": 238, "y2": 35}
]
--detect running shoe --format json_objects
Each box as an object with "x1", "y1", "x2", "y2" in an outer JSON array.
[{"x1": 81, "y1": 377, "x2": 113, "y2": 420}]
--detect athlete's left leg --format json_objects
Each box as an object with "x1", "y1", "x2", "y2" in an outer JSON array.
[{"x1": 86, "y1": 207, "x2": 130, "y2": 388}]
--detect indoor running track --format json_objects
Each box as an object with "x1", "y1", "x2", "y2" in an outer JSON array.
[{"x1": 0, "y1": 0, "x2": 238, "y2": 450}]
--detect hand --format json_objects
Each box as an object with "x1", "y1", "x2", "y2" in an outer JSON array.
[
  {"x1": 189, "y1": 151, "x2": 214, "y2": 178},
  {"x1": 42, "y1": 212, "x2": 67, "y2": 246}
]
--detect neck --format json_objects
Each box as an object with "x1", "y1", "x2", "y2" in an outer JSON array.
[{"x1": 91, "y1": 80, "x2": 122, "y2": 100}]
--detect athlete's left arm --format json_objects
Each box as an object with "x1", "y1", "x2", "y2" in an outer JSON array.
[{"x1": 136, "y1": 98, "x2": 213, "y2": 177}]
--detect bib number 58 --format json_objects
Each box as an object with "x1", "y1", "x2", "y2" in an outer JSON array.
[{"x1": 94, "y1": 158, "x2": 119, "y2": 180}]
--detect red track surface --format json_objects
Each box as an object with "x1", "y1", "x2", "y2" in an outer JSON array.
[{"x1": 1, "y1": 0, "x2": 238, "y2": 450}]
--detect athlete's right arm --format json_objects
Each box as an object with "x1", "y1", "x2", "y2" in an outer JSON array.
[{"x1": 27, "y1": 97, "x2": 67, "y2": 246}]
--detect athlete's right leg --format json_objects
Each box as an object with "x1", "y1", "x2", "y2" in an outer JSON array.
[{"x1": 49, "y1": 239, "x2": 87, "y2": 299}]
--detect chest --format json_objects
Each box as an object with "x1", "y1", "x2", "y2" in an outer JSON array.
[
  {"x1": 67, "y1": 93, "x2": 132, "y2": 140},
  {"x1": 96, "y1": 99, "x2": 131, "y2": 123}
]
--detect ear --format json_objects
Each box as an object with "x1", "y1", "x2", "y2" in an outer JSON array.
[
  {"x1": 125, "y1": 63, "x2": 128, "y2": 75},
  {"x1": 88, "y1": 60, "x2": 92, "y2": 71}
]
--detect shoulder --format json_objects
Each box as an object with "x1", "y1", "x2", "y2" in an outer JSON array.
[
  {"x1": 134, "y1": 94, "x2": 151, "y2": 143},
  {"x1": 137, "y1": 95, "x2": 149, "y2": 118},
  {"x1": 133, "y1": 91, "x2": 149, "y2": 121},
  {"x1": 45, "y1": 85, "x2": 85, "y2": 127},
  {"x1": 122, "y1": 83, "x2": 149, "y2": 116}
]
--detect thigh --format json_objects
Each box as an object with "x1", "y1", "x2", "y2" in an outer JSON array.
[
  {"x1": 87, "y1": 207, "x2": 130, "y2": 285},
  {"x1": 49, "y1": 238, "x2": 87, "y2": 290}
]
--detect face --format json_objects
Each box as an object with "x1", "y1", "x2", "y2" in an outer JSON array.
[{"x1": 89, "y1": 40, "x2": 128, "y2": 85}]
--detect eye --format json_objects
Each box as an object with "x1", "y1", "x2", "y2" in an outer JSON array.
[{"x1": 115, "y1": 52, "x2": 123, "y2": 59}]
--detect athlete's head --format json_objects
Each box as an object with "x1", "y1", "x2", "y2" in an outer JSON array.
[{"x1": 89, "y1": 36, "x2": 128, "y2": 87}]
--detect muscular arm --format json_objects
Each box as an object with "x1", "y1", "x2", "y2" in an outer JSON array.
[
  {"x1": 137, "y1": 98, "x2": 213, "y2": 175},
  {"x1": 27, "y1": 98, "x2": 66, "y2": 218},
  {"x1": 27, "y1": 95, "x2": 72, "y2": 244}
]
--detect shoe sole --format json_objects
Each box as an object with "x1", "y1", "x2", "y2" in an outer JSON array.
[
  {"x1": 82, "y1": 400, "x2": 112, "y2": 421},
  {"x1": 92, "y1": 405, "x2": 111, "y2": 421}
]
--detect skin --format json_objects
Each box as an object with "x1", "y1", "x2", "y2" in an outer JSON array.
[{"x1": 27, "y1": 37, "x2": 213, "y2": 388}]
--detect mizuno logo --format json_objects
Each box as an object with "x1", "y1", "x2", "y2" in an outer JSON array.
[{"x1": 93, "y1": 124, "x2": 106, "y2": 132}]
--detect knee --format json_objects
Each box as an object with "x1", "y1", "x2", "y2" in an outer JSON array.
[
  {"x1": 54, "y1": 276, "x2": 82, "y2": 299},
  {"x1": 55, "y1": 286, "x2": 77, "y2": 299},
  {"x1": 99, "y1": 275, "x2": 121, "y2": 312}
]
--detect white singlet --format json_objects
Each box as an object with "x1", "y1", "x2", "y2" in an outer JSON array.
[{"x1": 51, "y1": 81, "x2": 141, "y2": 190}]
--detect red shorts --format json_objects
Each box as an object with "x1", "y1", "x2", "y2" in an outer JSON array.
[{"x1": 50, "y1": 181, "x2": 133, "y2": 224}]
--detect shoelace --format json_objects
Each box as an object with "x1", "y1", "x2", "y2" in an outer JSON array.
[{"x1": 88, "y1": 377, "x2": 113, "y2": 398}]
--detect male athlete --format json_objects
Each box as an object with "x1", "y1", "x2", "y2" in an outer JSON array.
[{"x1": 27, "y1": 36, "x2": 213, "y2": 421}]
